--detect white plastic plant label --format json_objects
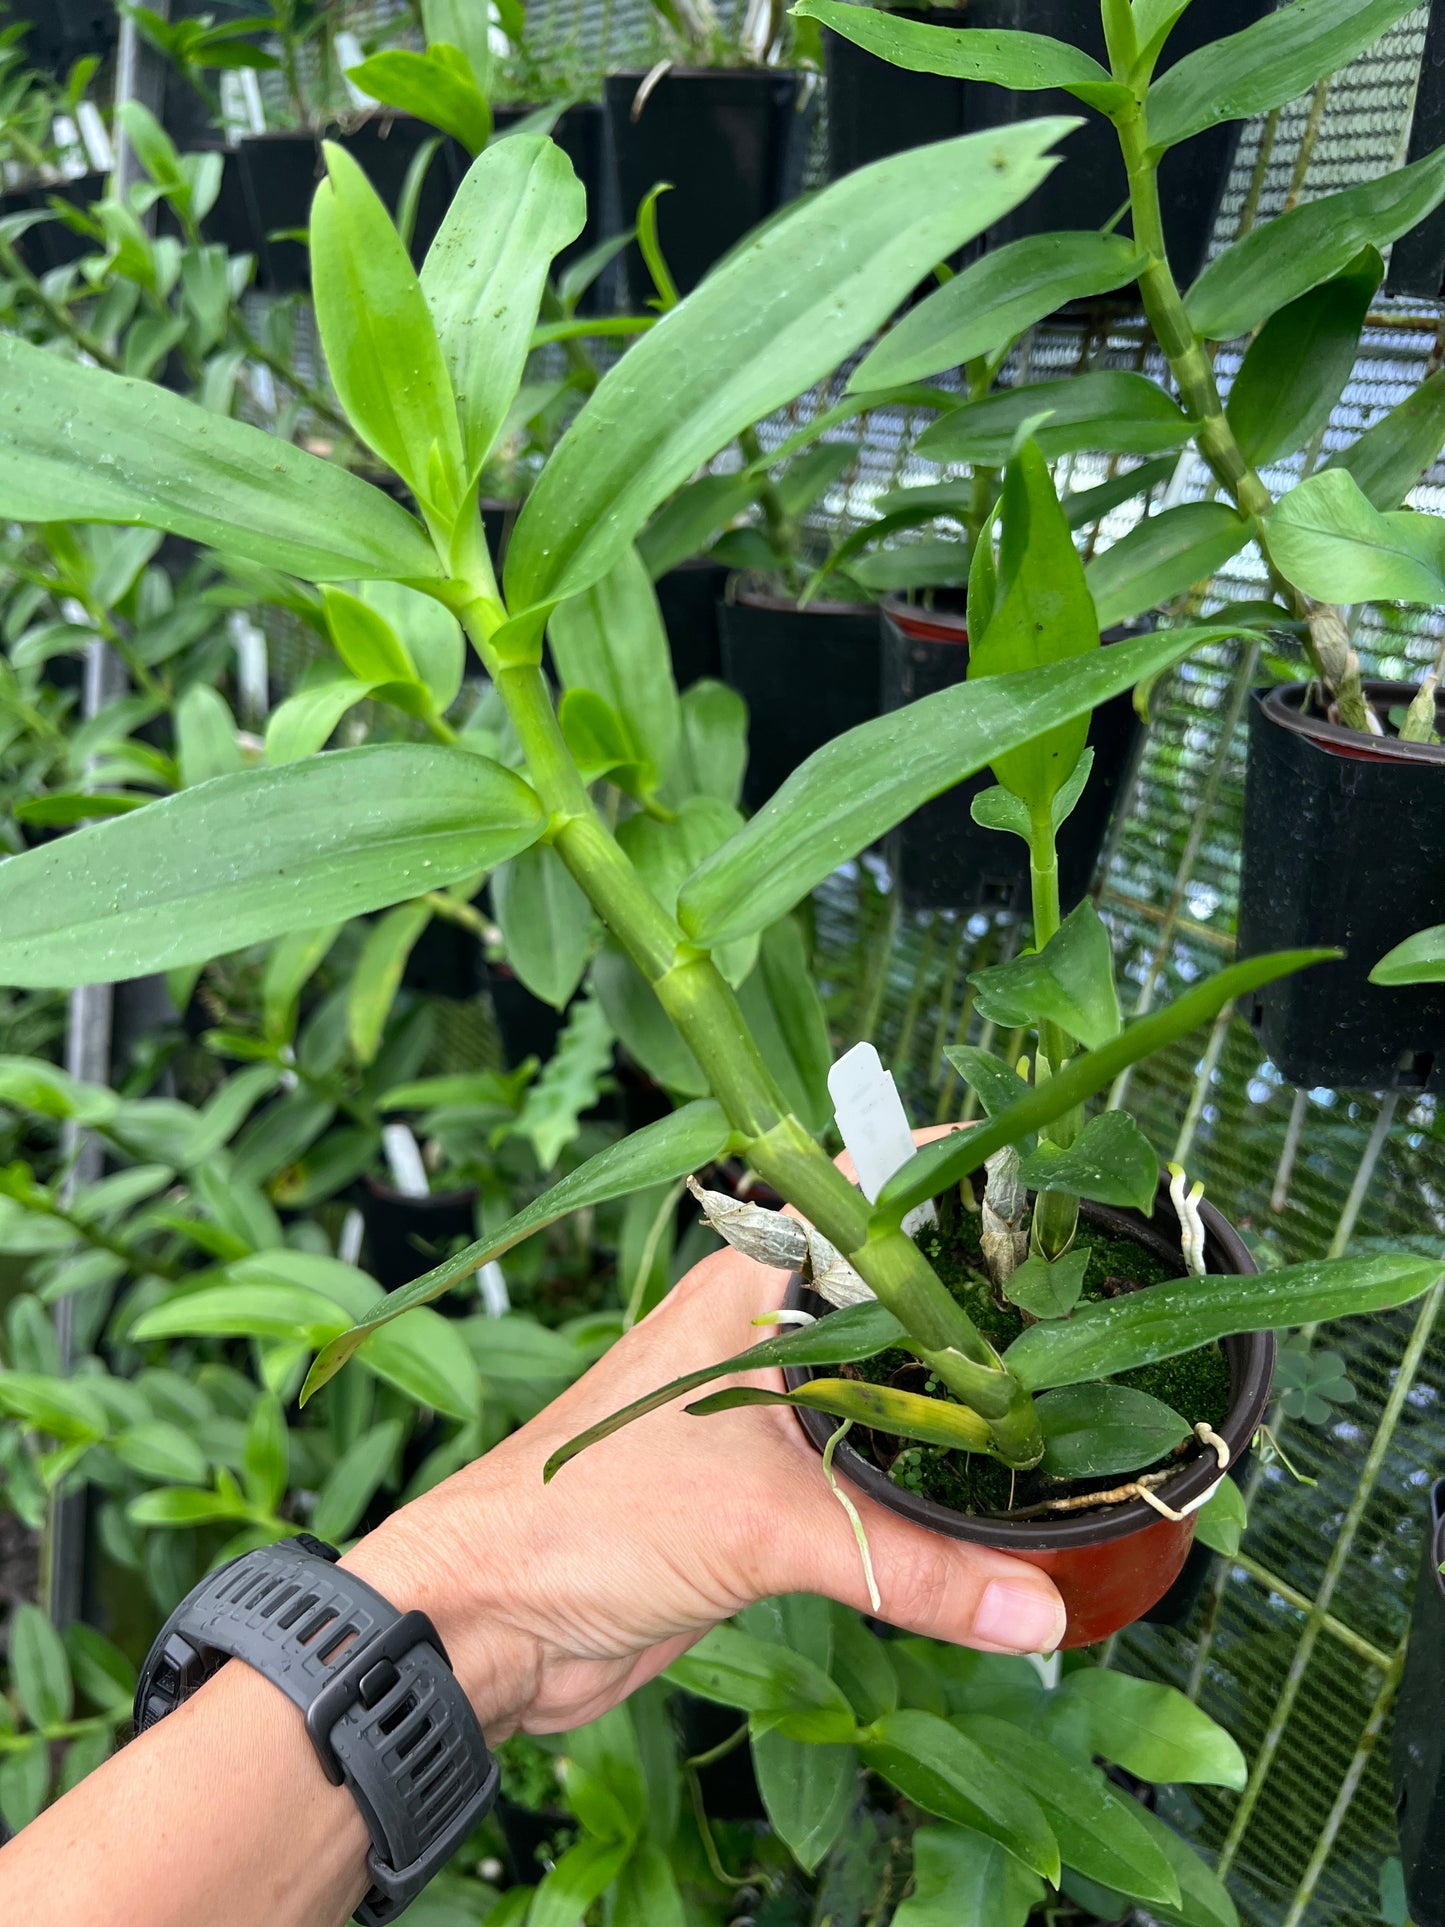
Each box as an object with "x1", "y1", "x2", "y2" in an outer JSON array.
[{"x1": 828, "y1": 1042, "x2": 935, "y2": 1235}]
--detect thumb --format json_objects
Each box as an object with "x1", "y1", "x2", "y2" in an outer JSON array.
[{"x1": 776, "y1": 1472, "x2": 1067, "y2": 1657}]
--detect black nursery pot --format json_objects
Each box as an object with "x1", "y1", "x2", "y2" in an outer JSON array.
[
  {"x1": 879, "y1": 597, "x2": 1141, "y2": 912},
  {"x1": 718, "y1": 587, "x2": 881, "y2": 811},
  {"x1": 655, "y1": 558, "x2": 730, "y2": 690},
  {"x1": 1387, "y1": 0, "x2": 1445, "y2": 295},
  {"x1": 823, "y1": 10, "x2": 968, "y2": 177},
  {"x1": 603, "y1": 70, "x2": 812, "y2": 304},
  {"x1": 22, "y1": 173, "x2": 106, "y2": 275},
  {"x1": 1391, "y1": 1479, "x2": 1445, "y2": 1927},
  {"x1": 238, "y1": 117, "x2": 453, "y2": 293},
  {"x1": 1237, "y1": 682, "x2": 1445, "y2": 1093},
  {"x1": 928, "y1": 0, "x2": 1268, "y2": 287},
  {"x1": 785, "y1": 1180, "x2": 1275, "y2": 1647},
  {"x1": 357, "y1": 1176, "x2": 479, "y2": 1295},
  {"x1": 492, "y1": 103, "x2": 605, "y2": 302},
  {"x1": 482, "y1": 959, "x2": 565, "y2": 1070}
]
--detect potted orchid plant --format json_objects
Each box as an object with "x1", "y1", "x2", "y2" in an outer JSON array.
[{"x1": 0, "y1": 117, "x2": 1431, "y2": 1653}]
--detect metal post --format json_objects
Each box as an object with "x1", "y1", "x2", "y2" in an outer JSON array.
[{"x1": 45, "y1": 0, "x2": 172, "y2": 1632}]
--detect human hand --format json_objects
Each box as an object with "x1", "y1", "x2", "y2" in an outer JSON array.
[{"x1": 346, "y1": 1127, "x2": 1067, "y2": 1739}]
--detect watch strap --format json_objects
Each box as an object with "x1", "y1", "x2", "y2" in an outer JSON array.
[{"x1": 134, "y1": 1535, "x2": 498, "y2": 1925}]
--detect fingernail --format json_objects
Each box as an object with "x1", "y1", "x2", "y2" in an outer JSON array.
[{"x1": 974, "y1": 1580, "x2": 1067, "y2": 1655}]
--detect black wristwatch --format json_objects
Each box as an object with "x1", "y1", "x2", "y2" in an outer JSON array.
[{"x1": 134, "y1": 1534, "x2": 499, "y2": 1925}]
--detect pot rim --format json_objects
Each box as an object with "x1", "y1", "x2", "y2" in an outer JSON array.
[
  {"x1": 784, "y1": 1176, "x2": 1274, "y2": 1551},
  {"x1": 361, "y1": 1174, "x2": 479, "y2": 1211},
  {"x1": 606, "y1": 66, "x2": 806, "y2": 84},
  {"x1": 882, "y1": 593, "x2": 968, "y2": 645},
  {"x1": 1260, "y1": 679, "x2": 1445, "y2": 768},
  {"x1": 734, "y1": 583, "x2": 876, "y2": 618}
]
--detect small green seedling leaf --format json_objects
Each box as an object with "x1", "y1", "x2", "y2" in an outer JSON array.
[
  {"x1": 1005, "y1": 1250, "x2": 1089, "y2": 1321},
  {"x1": 1193, "y1": 1477, "x2": 1247, "y2": 1558},
  {"x1": 1015, "y1": 1111, "x2": 1159, "y2": 1213},
  {"x1": 970, "y1": 901, "x2": 1121, "y2": 1052},
  {"x1": 1036, "y1": 1384, "x2": 1191, "y2": 1478}
]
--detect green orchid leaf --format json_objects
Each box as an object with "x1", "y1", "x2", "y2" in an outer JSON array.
[
  {"x1": 942, "y1": 1045, "x2": 1030, "y2": 1120},
  {"x1": 1147, "y1": 0, "x2": 1422, "y2": 152},
  {"x1": 878, "y1": 947, "x2": 1335, "y2": 1222},
  {"x1": 1226, "y1": 248, "x2": 1382, "y2": 466},
  {"x1": 892, "y1": 1825, "x2": 1044, "y2": 1927},
  {"x1": 542, "y1": 1302, "x2": 908, "y2": 1481},
  {"x1": 549, "y1": 546, "x2": 680, "y2": 787},
  {"x1": 1004, "y1": 1250, "x2": 1089, "y2": 1321},
  {"x1": 752, "y1": 1729, "x2": 857, "y2": 1875},
  {"x1": 302, "y1": 1101, "x2": 737, "y2": 1398},
  {"x1": 422, "y1": 134, "x2": 586, "y2": 477},
  {"x1": 10, "y1": 1604, "x2": 73, "y2": 1730},
  {"x1": 1005, "y1": 1252, "x2": 1440, "y2": 1391},
  {"x1": 917, "y1": 373, "x2": 1194, "y2": 468},
  {"x1": 346, "y1": 49, "x2": 492, "y2": 154},
  {"x1": 679, "y1": 627, "x2": 1235, "y2": 948},
  {"x1": 667, "y1": 1624, "x2": 859, "y2": 1745},
  {"x1": 1193, "y1": 1476, "x2": 1247, "y2": 1557},
  {"x1": 504, "y1": 117, "x2": 1079, "y2": 620},
  {"x1": 1187, "y1": 142, "x2": 1445, "y2": 340},
  {"x1": 1086, "y1": 503, "x2": 1253, "y2": 630},
  {"x1": 971, "y1": 901, "x2": 1121, "y2": 1052},
  {"x1": 1372, "y1": 924, "x2": 1445, "y2": 986},
  {"x1": 310, "y1": 142, "x2": 464, "y2": 516},
  {"x1": 858, "y1": 1709, "x2": 1061, "y2": 1882},
  {"x1": 741, "y1": 916, "x2": 833, "y2": 1133},
  {"x1": 1265, "y1": 469, "x2": 1445, "y2": 606},
  {"x1": 1015, "y1": 1110, "x2": 1159, "y2": 1213},
  {"x1": 0, "y1": 337, "x2": 438, "y2": 583},
  {"x1": 492, "y1": 841, "x2": 597, "y2": 1009},
  {"x1": 348, "y1": 901, "x2": 432, "y2": 1065},
  {"x1": 687, "y1": 1379, "x2": 996, "y2": 1454},
  {"x1": 590, "y1": 944, "x2": 709, "y2": 1095},
  {"x1": 1328, "y1": 368, "x2": 1445, "y2": 511},
  {"x1": 529, "y1": 1838, "x2": 632, "y2": 1927},
  {"x1": 854, "y1": 231, "x2": 1147, "y2": 390},
  {"x1": 264, "y1": 666, "x2": 378, "y2": 765},
  {"x1": 793, "y1": 0, "x2": 1130, "y2": 111},
  {"x1": 0, "y1": 745, "x2": 544, "y2": 989},
  {"x1": 968, "y1": 442, "x2": 1099, "y2": 815},
  {"x1": 659, "y1": 679, "x2": 749, "y2": 811},
  {"x1": 1036, "y1": 1383, "x2": 1191, "y2": 1478},
  {"x1": 966, "y1": 1716, "x2": 1181, "y2": 1908},
  {"x1": 1054, "y1": 1669, "x2": 1247, "y2": 1790}
]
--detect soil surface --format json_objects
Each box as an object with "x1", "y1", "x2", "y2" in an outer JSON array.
[{"x1": 846, "y1": 1211, "x2": 1232, "y2": 1517}]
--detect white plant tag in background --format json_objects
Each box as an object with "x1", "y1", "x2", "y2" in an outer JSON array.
[
  {"x1": 334, "y1": 32, "x2": 377, "y2": 110},
  {"x1": 828, "y1": 1042, "x2": 935, "y2": 1236},
  {"x1": 381, "y1": 1122, "x2": 429, "y2": 1199}
]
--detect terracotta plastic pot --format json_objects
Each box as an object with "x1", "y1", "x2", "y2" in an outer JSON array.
[
  {"x1": 880, "y1": 597, "x2": 1142, "y2": 911},
  {"x1": 784, "y1": 1180, "x2": 1274, "y2": 1648},
  {"x1": 1237, "y1": 681, "x2": 1445, "y2": 1092}
]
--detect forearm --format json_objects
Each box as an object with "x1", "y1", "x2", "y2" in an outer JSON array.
[{"x1": 0, "y1": 1503, "x2": 537, "y2": 1927}]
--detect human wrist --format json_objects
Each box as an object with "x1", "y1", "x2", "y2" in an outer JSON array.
[{"x1": 339, "y1": 1478, "x2": 542, "y2": 1741}]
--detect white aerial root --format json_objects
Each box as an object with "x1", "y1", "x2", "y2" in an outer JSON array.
[
  {"x1": 1168, "y1": 1162, "x2": 1209, "y2": 1277},
  {"x1": 823, "y1": 1419, "x2": 881, "y2": 1614}
]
